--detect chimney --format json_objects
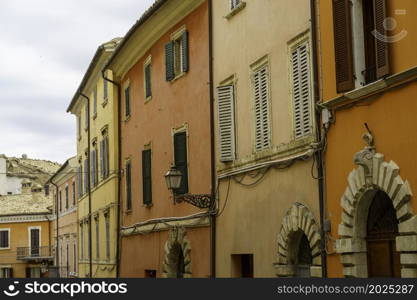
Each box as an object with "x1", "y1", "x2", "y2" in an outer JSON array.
[
  {"x1": 21, "y1": 179, "x2": 32, "y2": 194},
  {"x1": 21, "y1": 154, "x2": 28, "y2": 159}
]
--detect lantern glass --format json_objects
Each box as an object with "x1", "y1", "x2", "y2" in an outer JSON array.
[{"x1": 165, "y1": 167, "x2": 182, "y2": 190}]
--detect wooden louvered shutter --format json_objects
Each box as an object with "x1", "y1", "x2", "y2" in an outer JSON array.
[
  {"x1": 126, "y1": 162, "x2": 132, "y2": 210},
  {"x1": 100, "y1": 141, "x2": 104, "y2": 178},
  {"x1": 142, "y1": 150, "x2": 152, "y2": 205},
  {"x1": 217, "y1": 85, "x2": 235, "y2": 162},
  {"x1": 145, "y1": 64, "x2": 152, "y2": 98},
  {"x1": 374, "y1": 0, "x2": 389, "y2": 79},
  {"x1": 165, "y1": 41, "x2": 175, "y2": 81},
  {"x1": 90, "y1": 151, "x2": 95, "y2": 187},
  {"x1": 292, "y1": 42, "x2": 312, "y2": 138},
  {"x1": 333, "y1": 0, "x2": 354, "y2": 93},
  {"x1": 84, "y1": 159, "x2": 89, "y2": 193},
  {"x1": 125, "y1": 86, "x2": 130, "y2": 117},
  {"x1": 254, "y1": 65, "x2": 270, "y2": 152},
  {"x1": 181, "y1": 31, "x2": 189, "y2": 73},
  {"x1": 174, "y1": 132, "x2": 188, "y2": 195},
  {"x1": 104, "y1": 137, "x2": 109, "y2": 178},
  {"x1": 78, "y1": 166, "x2": 82, "y2": 197}
]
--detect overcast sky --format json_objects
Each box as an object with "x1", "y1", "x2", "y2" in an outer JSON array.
[{"x1": 0, "y1": 0, "x2": 155, "y2": 164}]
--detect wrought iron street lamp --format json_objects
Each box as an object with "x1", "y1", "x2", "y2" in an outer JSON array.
[{"x1": 164, "y1": 165, "x2": 213, "y2": 209}]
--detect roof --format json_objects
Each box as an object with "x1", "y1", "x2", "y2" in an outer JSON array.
[
  {"x1": 47, "y1": 156, "x2": 77, "y2": 184},
  {"x1": 0, "y1": 193, "x2": 52, "y2": 216},
  {"x1": 66, "y1": 37, "x2": 122, "y2": 113},
  {"x1": 103, "y1": 0, "x2": 168, "y2": 71}
]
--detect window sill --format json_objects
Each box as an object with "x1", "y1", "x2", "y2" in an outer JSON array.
[
  {"x1": 143, "y1": 203, "x2": 153, "y2": 208},
  {"x1": 171, "y1": 71, "x2": 186, "y2": 83},
  {"x1": 225, "y1": 2, "x2": 246, "y2": 20},
  {"x1": 124, "y1": 115, "x2": 131, "y2": 123},
  {"x1": 145, "y1": 96, "x2": 152, "y2": 103},
  {"x1": 0, "y1": 247, "x2": 10, "y2": 251}
]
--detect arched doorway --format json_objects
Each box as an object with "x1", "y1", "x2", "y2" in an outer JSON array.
[
  {"x1": 162, "y1": 227, "x2": 192, "y2": 278},
  {"x1": 366, "y1": 190, "x2": 401, "y2": 277},
  {"x1": 289, "y1": 231, "x2": 313, "y2": 277}
]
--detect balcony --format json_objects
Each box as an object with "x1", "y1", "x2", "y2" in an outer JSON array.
[{"x1": 16, "y1": 246, "x2": 53, "y2": 262}]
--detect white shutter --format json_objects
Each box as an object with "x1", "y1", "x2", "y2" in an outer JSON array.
[
  {"x1": 254, "y1": 65, "x2": 270, "y2": 152},
  {"x1": 217, "y1": 85, "x2": 235, "y2": 162},
  {"x1": 292, "y1": 42, "x2": 312, "y2": 139}
]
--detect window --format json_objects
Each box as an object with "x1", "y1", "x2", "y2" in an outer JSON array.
[
  {"x1": 59, "y1": 191, "x2": 62, "y2": 212},
  {"x1": 93, "y1": 86, "x2": 97, "y2": 117},
  {"x1": 142, "y1": 150, "x2": 152, "y2": 206},
  {"x1": 29, "y1": 228, "x2": 40, "y2": 257},
  {"x1": 125, "y1": 161, "x2": 132, "y2": 211},
  {"x1": 124, "y1": 86, "x2": 130, "y2": 118},
  {"x1": 100, "y1": 134, "x2": 110, "y2": 180},
  {"x1": 80, "y1": 223, "x2": 84, "y2": 260},
  {"x1": 144, "y1": 58, "x2": 152, "y2": 99},
  {"x1": 86, "y1": 220, "x2": 90, "y2": 260},
  {"x1": 230, "y1": 0, "x2": 241, "y2": 10},
  {"x1": 231, "y1": 254, "x2": 254, "y2": 278},
  {"x1": 332, "y1": 0, "x2": 389, "y2": 92},
  {"x1": 217, "y1": 84, "x2": 236, "y2": 162},
  {"x1": 83, "y1": 158, "x2": 89, "y2": 194},
  {"x1": 0, "y1": 229, "x2": 10, "y2": 249},
  {"x1": 103, "y1": 78, "x2": 108, "y2": 101},
  {"x1": 65, "y1": 186, "x2": 69, "y2": 209},
  {"x1": 78, "y1": 165, "x2": 83, "y2": 197},
  {"x1": 84, "y1": 103, "x2": 89, "y2": 130},
  {"x1": 95, "y1": 216, "x2": 99, "y2": 260},
  {"x1": 173, "y1": 132, "x2": 188, "y2": 195},
  {"x1": 0, "y1": 268, "x2": 12, "y2": 278},
  {"x1": 77, "y1": 116, "x2": 81, "y2": 140},
  {"x1": 105, "y1": 213, "x2": 110, "y2": 260},
  {"x1": 72, "y1": 182, "x2": 76, "y2": 205},
  {"x1": 165, "y1": 29, "x2": 189, "y2": 81},
  {"x1": 91, "y1": 147, "x2": 98, "y2": 187},
  {"x1": 44, "y1": 184, "x2": 49, "y2": 196},
  {"x1": 291, "y1": 40, "x2": 312, "y2": 139},
  {"x1": 73, "y1": 242, "x2": 77, "y2": 272},
  {"x1": 252, "y1": 63, "x2": 271, "y2": 151}
]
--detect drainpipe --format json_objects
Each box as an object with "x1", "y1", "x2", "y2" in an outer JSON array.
[
  {"x1": 208, "y1": 0, "x2": 216, "y2": 279},
  {"x1": 101, "y1": 70, "x2": 121, "y2": 278},
  {"x1": 80, "y1": 93, "x2": 92, "y2": 278},
  {"x1": 49, "y1": 180, "x2": 60, "y2": 277},
  {"x1": 310, "y1": 0, "x2": 327, "y2": 278}
]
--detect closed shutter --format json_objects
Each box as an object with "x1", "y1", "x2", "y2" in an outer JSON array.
[
  {"x1": 253, "y1": 65, "x2": 270, "y2": 152},
  {"x1": 174, "y1": 132, "x2": 188, "y2": 195},
  {"x1": 90, "y1": 150, "x2": 95, "y2": 187},
  {"x1": 126, "y1": 162, "x2": 132, "y2": 210},
  {"x1": 142, "y1": 150, "x2": 152, "y2": 205},
  {"x1": 292, "y1": 42, "x2": 312, "y2": 138},
  {"x1": 125, "y1": 86, "x2": 130, "y2": 117},
  {"x1": 78, "y1": 166, "x2": 82, "y2": 197},
  {"x1": 84, "y1": 159, "x2": 89, "y2": 193},
  {"x1": 85, "y1": 104, "x2": 89, "y2": 129},
  {"x1": 104, "y1": 137, "x2": 109, "y2": 178},
  {"x1": 93, "y1": 87, "x2": 97, "y2": 116},
  {"x1": 100, "y1": 141, "x2": 104, "y2": 179},
  {"x1": 217, "y1": 85, "x2": 235, "y2": 162},
  {"x1": 165, "y1": 41, "x2": 175, "y2": 81},
  {"x1": 181, "y1": 31, "x2": 189, "y2": 73},
  {"x1": 374, "y1": 0, "x2": 389, "y2": 79},
  {"x1": 103, "y1": 79, "x2": 108, "y2": 99},
  {"x1": 333, "y1": 0, "x2": 354, "y2": 92},
  {"x1": 145, "y1": 64, "x2": 152, "y2": 98}
]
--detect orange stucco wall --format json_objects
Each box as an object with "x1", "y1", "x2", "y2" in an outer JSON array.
[
  {"x1": 317, "y1": 0, "x2": 417, "y2": 277},
  {"x1": 119, "y1": 2, "x2": 211, "y2": 277}
]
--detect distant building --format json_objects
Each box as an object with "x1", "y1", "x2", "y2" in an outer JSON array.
[{"x1": 0, "y1": 155, "x2": 60, "y2": 278}]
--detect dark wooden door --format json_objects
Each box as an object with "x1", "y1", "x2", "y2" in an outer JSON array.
[
  {"x1": 30, "y1": 229, "x2": 40, "y2": 257},
  {"x1": 366, "y1": 191, "x2": 401, "y2": 277}
]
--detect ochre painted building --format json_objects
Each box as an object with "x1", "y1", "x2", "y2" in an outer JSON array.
[
  {"x1": 104, "y1": 0, "x2": 213, "y2": 278},
  {"x1": 67, "y1": 38, "x2": 121, "y2": 278},
  {"x1": 316, "y1": 0, "x2": 417, "y2": 277}
]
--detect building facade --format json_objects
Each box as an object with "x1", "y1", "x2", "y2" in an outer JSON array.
[
  {"x1": 316, "y1": 0, "x2": 417, "y2": 277},
  {"x1": 67, "y1": 38, "x2": 121, "y2": 278},
  {"x1": 104, "y1": 0, "x2": 213, "y2": 278},
  {"x1": 213, "y1": 0, "x2": 322, "y2": 277},
  {"x1": 48, "y1": 157, "x2": 78, "y2": 277}
]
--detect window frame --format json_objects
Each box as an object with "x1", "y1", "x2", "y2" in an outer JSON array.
[
  {"x1": 0, "y1": 229, "x2": 10, "y2": 250},
  {"x1": 144, "y1": 56, "x2": 152, "y2": 102}
]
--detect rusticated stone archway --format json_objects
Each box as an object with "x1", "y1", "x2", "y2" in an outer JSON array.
[
  {"x1": 337, "y1": 133, "x2": 417, "y2": 278},
  {"x1": 162, "y1": 226, "x2": 192, "y2": 278},
  {"x1": 275, "y1": 203, "x2": 322, "y2": 277}
]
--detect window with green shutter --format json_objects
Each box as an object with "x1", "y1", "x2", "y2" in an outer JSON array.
[
  {"x1": 165, "y1": 29, "x2": 189, "y2": 81},
  {"x1": 165, "y1": 41, "x2": 175, "y2": 81},
  {"x1": 125, "y1": 86, "x2": 131, "y2": 117},
  {"x1": 126, "y1": 161, "x2": 132, "y2": 211},
  {"x1": 144, "y1": 63, "x2": 152, "y2": 99},
  {"x1": 142, "y1": 150, "x2": 152, "y2": 205},
  {"x1": 174, "y1": 132, "x2": 188, "y2": 195}
]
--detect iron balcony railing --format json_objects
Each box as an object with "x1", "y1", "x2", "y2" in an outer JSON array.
[{"x1": 16, "y1": 246, "x2": 53, "y2": 260}]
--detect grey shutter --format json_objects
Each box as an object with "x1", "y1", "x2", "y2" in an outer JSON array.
[
  {"x1": 217, "y1": 85, "x2": 235, "y2": 162},
  {"x1": 292, "y1": 42, "x2": 312, "y2": 138},
  {"x1": 142, "y1": 150, "x2": 152, "y2": 205},
  {"x1": 90, "y1": 151, "x2": 95, "y2": 187},
  {"x1": 78, "y1": 166, "x2": 82, "y2": 197},
  {"x1": 174, "y1": 132, "x2": 188, "y2": 195},
  {"x1": 181, "y1": 31, "x2": 189, "y2": 73},
  {"x1": 85, "y1": 104, "x2": 89, "y2": 129},
  {"x1": 103, "y1": 79, "x2": 108, "y2": 99},
  {"x1": 254, "y1": 65, "x2": 270, "y2": 151},
  {"x1": 84, "y1": 159, "x2": 89, "y2": 193},
  {"x1": 100, "y1": 141, "x2": 104, "y2": 178},
  {"x1": 165, "y1": 41, "x2": 175, "y2": 81},
  {"x1": 145, "y1": 65, "x2": 152, "y2": 98}
]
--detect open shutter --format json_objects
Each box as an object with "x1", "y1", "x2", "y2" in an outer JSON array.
[
  {"x1": 165, "y1": 41, "x2": 175, "y2": 81},
  {"x1": 333, "y1": 0, "x2": 354, "y2": 92},
  {"x1": 374, "y1": 0, "x2": 389, "y2": 79},
  {"x1": 145, "y1": 64, "x2": 152, "y2": 98},
  {"x1": 142, "y1": 150, "x2": 152, "y2": 205},
  {"x1": 254, "y1": 66, "x2": 270, "y2": 152},
  {"x1": 292, "y1": 42, "x2": 312, "y2": 138},
  {"x1": 181, "y1": 31, "x2": 189, "y2": 73},
  {"x1": 217, "y1": 85, "x2": 235, "y2": 162},
  {"x1": 174, "y1": 132, "x2": 188, "y2": 195}
]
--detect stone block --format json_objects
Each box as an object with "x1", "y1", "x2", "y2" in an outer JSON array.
[
  {"x1": 310, "y1": 266, "x2": 322, "y2": 278},
  {"x1": 396, "y1": 235, "x2": 417, "y2": 252},
  {"x1": 399, "y1": 215, "x2": 417, "y2": 234},
  {"x1": 401, "y1": 268, "x2": 417, "y2": 278},
  {"x1": 400, "y1": 253, "x2": 417, "y2": 265}
]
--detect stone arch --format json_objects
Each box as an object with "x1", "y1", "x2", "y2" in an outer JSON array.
[
  {"x1": 337, "y1": 136, "x2": 417, "y2": 278},
  {"x1": 162, "y1": 226, "x2": 192, "y2": 278},
  {"x1": 275, "y1": 203, "x2": 322, "y2": 277}
]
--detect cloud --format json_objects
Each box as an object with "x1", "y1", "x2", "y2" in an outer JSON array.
[{"x1": 0, "y1": 0, "x2": 155, "y2": 164}]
